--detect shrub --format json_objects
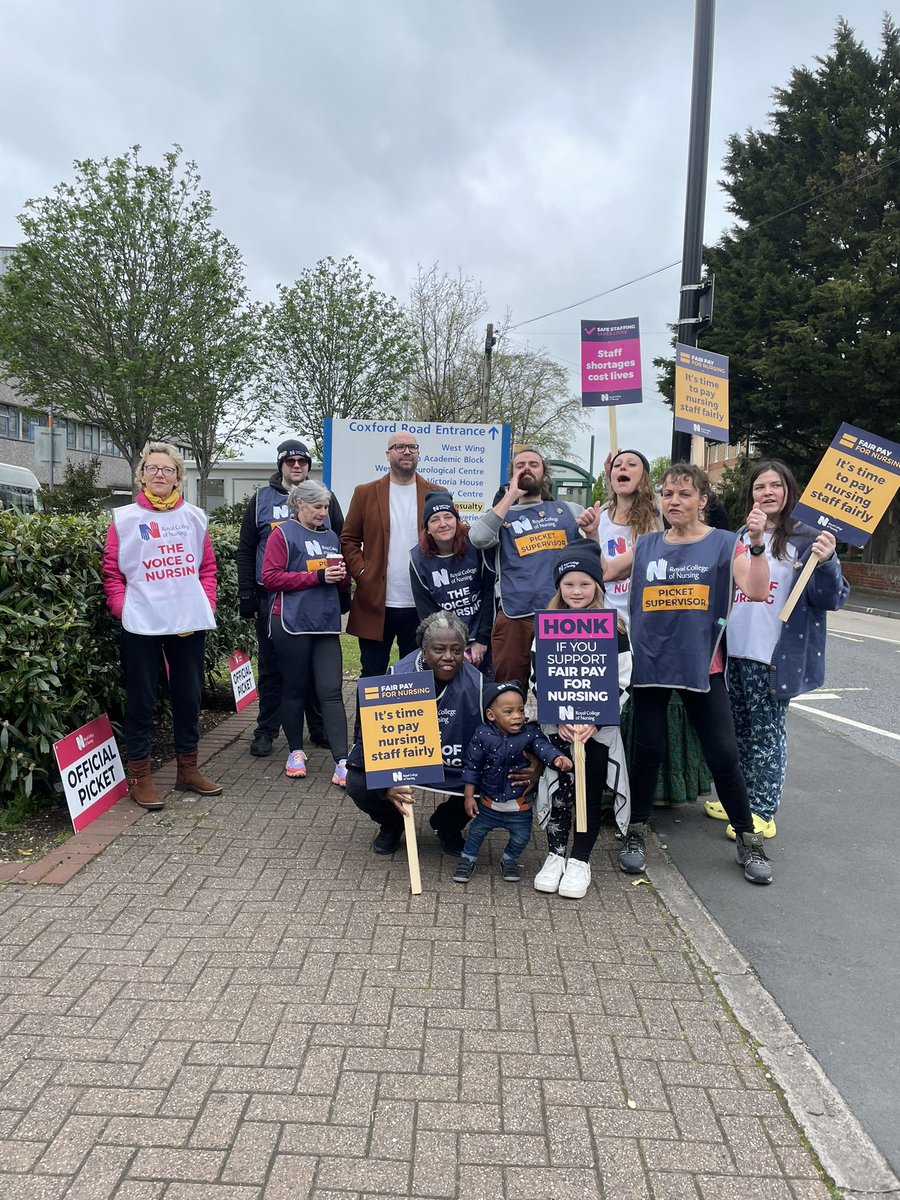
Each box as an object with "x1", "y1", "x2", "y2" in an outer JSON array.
[{"x1": 0, "y1": 511, "x2": 247, "y2": 809}]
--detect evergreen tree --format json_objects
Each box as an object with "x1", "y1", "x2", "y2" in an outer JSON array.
[{"x1": 657, "y1": 19, "x2": 900, "y2": 558}]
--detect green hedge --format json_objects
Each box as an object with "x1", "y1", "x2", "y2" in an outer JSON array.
[{"x1": 0, "y1": 512, "x2": 246, "y2": 808}]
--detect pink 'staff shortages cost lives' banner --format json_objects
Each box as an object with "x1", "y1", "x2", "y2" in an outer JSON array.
[
  {"x1": 53, "y1": 714, "x2": 128, "y2": 832},
  {"x1": 580, "y1": 318, "x2": 642, "y2": 407}
]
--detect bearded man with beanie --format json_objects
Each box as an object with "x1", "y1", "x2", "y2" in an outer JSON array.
[{"x1": 236, "y1": 438, "x2": 344, "y2": 756}]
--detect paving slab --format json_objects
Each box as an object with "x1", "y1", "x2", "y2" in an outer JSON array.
[{"x1": 0, "y1": 690, "x2": 882, "y2": 1198}]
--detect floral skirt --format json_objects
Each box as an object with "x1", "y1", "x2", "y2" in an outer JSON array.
[{"x1": 618, "y1": 692, "x2": 712, "y2": 809}]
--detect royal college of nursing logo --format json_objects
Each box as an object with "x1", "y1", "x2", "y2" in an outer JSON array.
[
  {"x1": 645, "y1": 558, "x2": 668, "y2": 582},
  {"x1": 138, "y1": 521, "x2": 162, "y2": 541}
]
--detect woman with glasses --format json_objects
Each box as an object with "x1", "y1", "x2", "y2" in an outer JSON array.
[{"x1": 102, "y1": 441, "x2": 222, "y2": 810}]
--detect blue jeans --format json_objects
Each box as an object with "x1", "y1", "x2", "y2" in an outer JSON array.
[{"x1": 461, "y1": 805, "x2": 532, "y2": 863}]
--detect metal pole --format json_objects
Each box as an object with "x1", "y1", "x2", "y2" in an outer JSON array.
[
  {"x1": 47, "y1": 404, "x2": 54, "y2": 491},
  {"x1": 671, "y1": 0, "x2": 715, "y2": 465},
  {"x1": 480, "y1": 322, "x2": 495, "y2": 423}
]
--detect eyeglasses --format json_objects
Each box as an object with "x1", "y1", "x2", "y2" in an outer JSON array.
[
  {"x1": 389, "y1": 443, "x2": 419, "y2": 452},
  {"x1": 283, "y1": 457, "x2": 308, "y2": 465},
  {"x1": 144, "y1": 465, "x2": 177, "y2": 477}
]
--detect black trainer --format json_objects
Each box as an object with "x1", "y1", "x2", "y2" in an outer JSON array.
[
  {"x1": 500, "y1": 858, "x2": 521, "y2": 882},
  {"x1": 736, "y1": 831, "x2": 773, "y2": 885},
  {"x1": 453, "y1": 858, "x2": 475, "y2": 883},
  {"x1": 373, "y1": 824, "x2": 403, "y2": 855},
  {"x1": 429, "y1": 815, "x2": 465, "y2": 856},
  {"x1": 618, "y1": 823, "x2": 647, "y2": 874},
  {"x1": 250, "y1": 733, "x2": 274, "y2": 757}
]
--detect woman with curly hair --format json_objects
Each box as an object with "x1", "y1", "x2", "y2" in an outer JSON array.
[{"x1": 596, "y1": 449, "x2": 713, "y2": 810}]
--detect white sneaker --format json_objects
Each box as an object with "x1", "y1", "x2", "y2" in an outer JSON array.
[
  {"x1": 533, "y1": 853, "x2": 566, "y2": 893},
  {"x1": 558, "y1": 858, "x2": 591, "y2": 899}
]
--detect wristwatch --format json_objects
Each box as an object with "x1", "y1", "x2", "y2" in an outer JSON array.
[{"x1": 748, "y1": 543, "x2": 765, "y2": 557}]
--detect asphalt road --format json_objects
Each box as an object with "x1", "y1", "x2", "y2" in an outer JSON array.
[{"x1": 652, "y1": 608, "x2": 900, "y2": 1174}]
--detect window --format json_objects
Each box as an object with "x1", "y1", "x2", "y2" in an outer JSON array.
[
  {"x1": 101, "y1": 430, "x2": 120, "y2": 457},
  {"x1": 59, "y1": 419, "x2": 77, "y2": 450},
  {"x1": 0, "y1": 403, "x2": 18, "y2": 439},
  {"x1": 81, "y1": 424, "x2": 100, "y2": 453},
  {"x1": 21, "y1": 412, "x2": 48, "y2": 443},
  {"x1": 206, "y1": 478, "x2": 225, "y2": 512}
]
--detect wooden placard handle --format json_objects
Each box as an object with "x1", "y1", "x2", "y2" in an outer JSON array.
[
  {"x1": 400, "y1": 803, "x2": 422, "y2": 895},
  {"x1": 779, "y1": 557, "x2": 817, "y2": 624},
  {"x1": 573, "y1": 738, "x2": 587, "y2": 833},
  {"x1": 608, "y1": 409, "x2": 618, "y2": 464}
]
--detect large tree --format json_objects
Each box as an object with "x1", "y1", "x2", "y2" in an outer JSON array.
[
  {"x1": 265, "y1": 255, "x2": 415, "y2": 452},
  {"x1": 407, "y1": 263, "x2": 585, "y2": 456},
  {"x1": 0, "y1": 146, "x2": 258, "y2": 476},
  {"x1": 174, "y1": 246, "x2": 270, "y2": 510},
  {"x1": 407, "y1": 263, "x2": 485, "y2": 422},
  {"x1": 657, "y1": 19, "x2": 900, "y2": 558},
  {"x1": 488, "y1": 345, "x2": 586, "y2": 459}
]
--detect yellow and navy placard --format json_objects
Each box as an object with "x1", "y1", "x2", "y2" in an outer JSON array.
[
  {"x1": 793, "y1": 422, "x2": 900, "y2": 549},
  {"x1": 674, "y1": 343, "x2": 729, "y2": 442},
  {"x1": 358, "y1": 670, "x2": 445, "y2": 789}
]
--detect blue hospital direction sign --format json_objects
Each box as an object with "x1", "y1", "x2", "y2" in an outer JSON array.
[{"x1": 324, "y1": 418, "x2": 511, "y2": 523}]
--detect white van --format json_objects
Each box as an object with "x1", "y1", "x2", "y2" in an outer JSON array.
[{"x1": 0, "y1": 463, "x2": 42, "y2": 512}]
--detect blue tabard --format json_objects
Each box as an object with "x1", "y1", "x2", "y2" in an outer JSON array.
[
  {"x1": 254, "y1": 485, "x2": 332, "y2": 584},
  {"x1": 409, "y1": 543, "x2": 489, "y2": 640},
  {"x1": 629, "y1": 528, "x2": 738, "y2": 692},
  {"x1": 391, "y1": 650, "x2": 484, "y2": 793},
  {"x1": 275, "y1": 521, "x2": 343, "y2": 635},
  {"x1": 497, "y1": 502, "x2": 580, "y2": 618},
  {"x1": 254, "y1": 486, "x2": 291, "y2": 584}
]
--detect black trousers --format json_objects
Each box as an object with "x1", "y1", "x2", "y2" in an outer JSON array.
[
  {"x1": 629, "y1": 676, "x2": 753, "y2": 836},
  {"x1": 122, "y1": 630, "x2": 206, "y2": 761},
  {"x1": 254, "y1": 592, "x2": 326, "y2": 740},
  {"x1": 346, "y1": 766, "x2": 469, "y2": 834},
  {"x1": 270, "y1": 626, "x2": 348, "y2": 761},
  {"x1": 358, "y1": 606, "x2": 419, "y2": 677}
]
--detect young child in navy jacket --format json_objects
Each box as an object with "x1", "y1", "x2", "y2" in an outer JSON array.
[{"x1": 455, "y1": 681, "x2": 573, "y2": 883}]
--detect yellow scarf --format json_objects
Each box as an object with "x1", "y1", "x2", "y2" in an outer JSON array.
[{"x1": 142, "y1": 487, "x2": 181, "y2": 511}]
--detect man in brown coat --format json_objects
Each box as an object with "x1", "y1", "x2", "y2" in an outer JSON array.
[{"x1": 341, "y1": 432, "x2": 445, "y2": 676}]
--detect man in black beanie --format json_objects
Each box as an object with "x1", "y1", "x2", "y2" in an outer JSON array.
[{"x1": 236, "y1": 438, "x2": 344, "y2": 756}]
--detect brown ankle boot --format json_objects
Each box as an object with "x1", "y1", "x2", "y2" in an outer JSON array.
[
  {"x1": 127, "y1": 758, "x2": 165, "y2": 810},
  {"x1": 175, "y1": 751, "x2": 223, "y2": 796}
]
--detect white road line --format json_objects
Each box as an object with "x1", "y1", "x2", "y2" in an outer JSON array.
[
  {"x1": 829, "y1": 633, "x2": 864, "y2": 642},
  {"x1": 793, "y1": 703, "x2": 900, "y2": 743},
  {"x1": 803, "y1": 693, "x2": 840, "y2": 701},
  {"x1": 828, "y1": 627, "x2": 900, "y2": 646}
]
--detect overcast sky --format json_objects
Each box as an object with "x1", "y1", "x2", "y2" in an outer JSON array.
[{"x1": 1, "y1": 1, "x2": 890, "y2": 468}]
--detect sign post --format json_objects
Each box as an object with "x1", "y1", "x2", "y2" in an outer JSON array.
[
  {"x1": 533, "y1": 609, "x2": 620, "y2": 831},
  {"x1": 53, "y1": 715, "x2": 128, "y2": 832},
  {"x1": 357, "y1": 671, "x2": 445, "y2": 894},
  {"x1": 228, "y1": 650, "x2": 258, "y2": 711},
  {"x1": 580, "y1": 318, "x2": 643, "y2": 460},
  {"x1": 781, "y1": 423, "x2": 900, "y2": 622}
]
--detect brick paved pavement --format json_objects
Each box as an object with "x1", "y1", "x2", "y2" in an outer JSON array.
[{"x1": 0, "y1": 703, "x2": 836, "y2": 1198}]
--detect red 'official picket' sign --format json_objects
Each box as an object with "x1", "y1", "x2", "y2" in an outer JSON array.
[
  {"x1": 53, "y1": 714, "x2": 128, "y2": 832},
  {"x1": 228, "y1": 649, "x2": 258, "y2": 711}
]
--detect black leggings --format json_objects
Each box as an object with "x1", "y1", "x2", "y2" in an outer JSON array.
[
  {"x1": 270, "y1": 627, "x2": 347, "y2": 761},
  {"x1": 629, "y1": 676, "x2": 753, "y2": 836},
  {"x1": 545, "y1": 736, "x2": 608, "y2": 863}
]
